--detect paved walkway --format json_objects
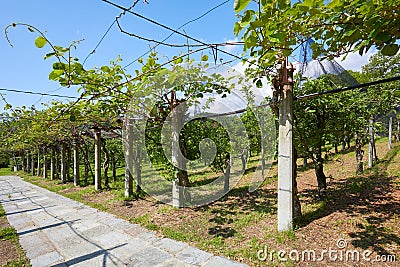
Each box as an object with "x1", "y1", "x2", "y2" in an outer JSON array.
[{"x1": 0, "y1": 176, "x2": 248, "y2": 267}]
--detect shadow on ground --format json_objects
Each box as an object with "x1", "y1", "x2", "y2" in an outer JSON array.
[{"x1": 297, "y1": 144, "x2": 400, "y2": 255}]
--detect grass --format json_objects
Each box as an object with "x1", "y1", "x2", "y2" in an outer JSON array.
[
  {"x1": 0, "y1": 168, "x2": 13, "y2": 176},
  {"x1": 0, "y1": 204, "x2": 30, "y2": 266}
]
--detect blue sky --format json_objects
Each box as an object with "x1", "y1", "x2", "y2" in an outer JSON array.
[
  {"x1": 0, "y1": 0, "x2": 373, "y2": 111},
  {"x1": 0, "y1": 0, "x2": 242, "y2": 110}
]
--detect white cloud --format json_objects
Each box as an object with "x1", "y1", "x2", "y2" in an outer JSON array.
[
  {"x1": 336, "y1": 49, "x2": 376, "y2": 72},
  {"x1": 223, "y1": 37, "x2": 240, "y2": 53}
]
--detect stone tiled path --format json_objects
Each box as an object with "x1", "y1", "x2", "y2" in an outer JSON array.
[{"x1": 0, "y1": 176, "x2": 248, "y2": 267}]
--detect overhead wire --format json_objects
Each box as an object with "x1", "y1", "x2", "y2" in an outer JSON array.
[
  {"x1": 294, "y1": 76, "x2": 400, "y2": 101},
  {"x1": 0, "y1": 88, "x2": 79, "y2": 99},
  {"x1": 120, "y1": 0, "x2": 233, "y2": 69},
  {"x1": 82, "y1": 20, "x2": 116, "y2": 66},
  {"x1": 102, "y1": 0, "x2": 262, "y2": 70},
  {"x1": 82, "y1": 0, "x2": 145, "y2": 66}
]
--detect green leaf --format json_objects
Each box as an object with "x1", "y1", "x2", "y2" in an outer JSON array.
[
  {"x1": 173, "y1": 57, "x2": 183, "y2": 64},
  {"x1": 234, "y1": 22, "x2": 243, "y2": 36},
  {"x1": 201, "y1": 55, "x2": 209, "y2": 61},
  {"x1": 101, "y1": 66, "x2": 110, "y2": 72},
  {"x1": 49, "y1": 69, "x2": 64, "y2": 80},
  {"x1": 52, "y1": 62, "x2": 65, "y2": 70},
  {"x1": 256, "y1": 79, "x2": 263, "y2": 88},
  {"x1": 44, "y1": 52, "x2": 56, "y2": 60},
  {"x1": 375, "y1": 32, "x2": 391, "y2": 43},
  {"x1": 234, "y1": 0, "x2": 251, "y2": 12},
  {"x1": 70, "y1": 114, "x2": 77, "y2": 122},
  {"x1": 381, "y1": 44, "x2": 399, "y2": 56},
  {"x1": 34, "y1": 36, "x2": 47, "y2": 48}
]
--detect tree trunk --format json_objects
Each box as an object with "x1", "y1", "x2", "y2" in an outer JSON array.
[
  {"x1": 293, "y1": 148, "x2": 302, "y2": 219},
  {"x1": 224, "y1": 153, "x2": 231, "y2": 193},
  {"x1": 66, "y1": 145, "x2": 71, "y2": 181},
  {"x1": 341, "y1": 140, "x2": 346, "y2": 151},
  {"x1": 355, "y1": 138, "x2": 364, "y2": 175},
  {"x1": 51, "y1": 147, "x2": 55, "y2": 180},
  {"x1": 398, "y1": 121, "x2": 400, "y2": 142},
  {"x1": 314, "y1": 159, "x2": 327, "y2": 200},
  {"x1": 388, "y1": 116, "x2": 393, "y2": 149},
  {"x1": 373, "y1": 137, "x2": 378, "y2": 161},
  {"x1": 61, "y1": 143, "x2": 67, "y2": 183},
  {"x1": 111, "y1": 152, "x2": 116, "y2": 182},
  {"x1": 134, "y1": 144, "x2": 142, "y2": 193},
  {"x1": 334, "y1": 143, "x2": 338, "y2": 154},
  {"x1": 21, "y1": 151, "x2": 25, "y2": 173},
  {"x1": 81, "y1": 144, "x2": 89, "y2": 186},
  {"x1": 241, "y1": 148, "x2": 248, "y2": 173},
  {"x1": 73, "y1": 140, "x2": 80, "y2": 186},
  {"x1": 94, "y1": 130, "x2": 102, "y2": 190},
  {"x1": 179, "y1": 133, "x2": 190, "y2": 187},
  {"x1": 369, "y1": 118, "x2": 374, "y2": 168},
  {"x1": 55, "y1": 147, "x2": 60, "y2": 180},
  {"x1": 261, "y1": 135, "x2": 266, "y2": 179},
  {"x1": 101, "y1": 139, "x2": 110, "y2": 188}
]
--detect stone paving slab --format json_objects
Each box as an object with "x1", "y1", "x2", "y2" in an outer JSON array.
[{"x1": 0, "y1": 176, "x2": 249, "y2": 267}]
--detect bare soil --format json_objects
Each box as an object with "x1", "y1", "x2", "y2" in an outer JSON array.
[{"x1": 0, "y1": 215, "x2": 29, "y2": 266}]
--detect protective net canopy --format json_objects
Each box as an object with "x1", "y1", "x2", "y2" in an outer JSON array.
[{"x1": 298, "y1": 39, "x2": 359, "y2": 87}]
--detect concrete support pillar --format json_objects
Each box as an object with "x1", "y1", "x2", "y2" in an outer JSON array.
[
  {"x1": 277, "y1": 80, "x2": 295, "y2": 231},
  {"x1": 31, "y1": 152, "x2": 35, "y2": 176},
  {"x1": 37, "y1": 149, "x2": 41, "y2": 177},
  {"x1": 172, "y1": 100, "x2": 184, "y2": 208},
  {"x1": 124, "y1": 120, "x2": 134, "y2": 197},
  {"x1": 43, "y1": 148, "x2": 47, "y2": 179}
]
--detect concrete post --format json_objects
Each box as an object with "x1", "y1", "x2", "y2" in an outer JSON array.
[
  {"x1": 94, "y1": 130, "x2": 102, "y2": 190},
  {"x1": 124, "y1": 120, "x2": 134, "y2": 197},
  {"x1": 277, "y1": 66, "x2": 295, "y2": 232},
  {"x1": 172, "y1": 98, "x2": 184, "y2": 208},
  {"x1": 43, "y1": 148, "x2": 47, "y2": 179},
  {"x1": 31, "y1": 152, "x2": 35, "y2": 176}
]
